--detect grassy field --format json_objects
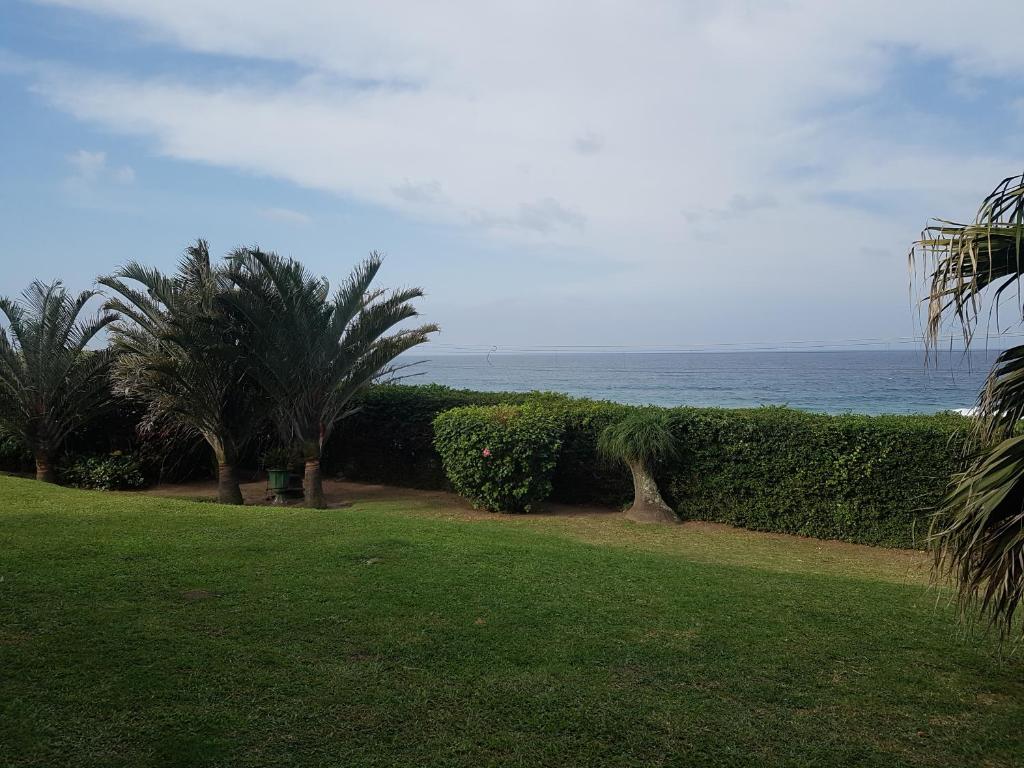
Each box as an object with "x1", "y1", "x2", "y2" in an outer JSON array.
[{"x1": 1, "y1": 476, "x2": 1021, "y2": 767}]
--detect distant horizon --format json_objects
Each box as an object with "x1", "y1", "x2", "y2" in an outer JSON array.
[{"x1": 404, "y1": 345, "x2": 1014, "y2": 357}]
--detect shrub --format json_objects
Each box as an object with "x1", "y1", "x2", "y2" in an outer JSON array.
[
  {"x1": 60, "y1": 452, "x2": 147, "y2": 491},
  {"x1": 434, "y1": 404, "x2": 564, "y2": 512},
  {"x1": 0, "y1": 430, "x2": 32, "y2": 473},
  {"x1": 661, "y1": 407, "x2": 968, "y2": 548},
  {"x1": 326, "y1": 384, "x2": 535, "y2": 487}
]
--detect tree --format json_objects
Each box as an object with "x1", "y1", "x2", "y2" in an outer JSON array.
[
  {"x1": 225, "y1": 249, "x2": 438, "y2": 508},
  {"x1": 99, "y1": 241, "x2": 262, "y2": 504},
  {"x1": 598, "y1": 409, "x2": 679, "y2": 523},
  {"x1": 0, "y1": 281, "x2": 116, "y2": 482},
  {"x1": 911, "y1": 173, "x2": 1024, "y2": 636}
]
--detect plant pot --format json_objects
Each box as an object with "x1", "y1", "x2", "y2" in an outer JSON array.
[{"x1": 268, "y1": 468, "x2": 290, "y2": 500}]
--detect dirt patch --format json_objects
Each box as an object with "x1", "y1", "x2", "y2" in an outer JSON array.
[
  {"x1": 145, "y1": 477, "x2": 621, "y2": 518},
  {"x1": 144, "y1": 477, "x2": 928, "y2": 584}
]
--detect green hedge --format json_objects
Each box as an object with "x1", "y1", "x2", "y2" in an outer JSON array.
[
  {"x1": 434, "y1": 404, "x2": 564, "y2": 512},
  {"x1": 326, "y1": 385, "x2": 533, "y2": 486},
  {"x1": 327, "y1": 384, "x2": 968, "y2": 548},
  {"x1": 660, "y1": 407, "x2": 967, "y2": 548}
]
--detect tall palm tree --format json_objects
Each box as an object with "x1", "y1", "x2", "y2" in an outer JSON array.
[
  {"x1": 0, "y1": 281, "x2": 116, "y2": 482},
  {"x1": 99, "y1": 241, "x2": 262, "y2": 504},
  {"x1": 225, "y1": 248, "x2": 437, "y2": 508},
  {"x1": 912, "y1": 173, "x2": 1024, "y2": 636}
]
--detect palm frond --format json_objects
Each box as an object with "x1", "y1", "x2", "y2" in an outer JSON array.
[{"x1": 913, "y1": 174, "x2": 1024, "y2": 637}]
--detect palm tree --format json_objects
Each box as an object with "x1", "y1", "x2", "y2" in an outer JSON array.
[
  {"x1": 598, "y1": 409, "x2": 679, "y2": 523},
  {"x1": 99, "y1": 241, "x2": 262, "y2": 504},
  {"x1": 911, "y1": 173, "x2": 1024, "y2": 636},
  {"x1": 225, "y1": 248, "x2": 438, "y2": 508},
  {"x1": 0, "y1": 281, "x2": 116, "y2": 482}
]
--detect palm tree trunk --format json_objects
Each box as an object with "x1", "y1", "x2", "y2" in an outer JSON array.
[
  {"x1": 34, "y1": 452, "x2": 56, "y2": 484},
  {"x1": 303, "y1": 458, "x2": 326, "y2": 508},
  {"x1": 625, "y1": 459, "x2": 678, "y2": 524},
  {"x1": 216, "y1": 462, "x2": 244, "y2": 505}
]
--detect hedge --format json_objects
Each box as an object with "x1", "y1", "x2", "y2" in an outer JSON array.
[
  {"x1": 2, "y1": 381, "x2": 970, "y2": 549},
  {"x1": 327, "y1": 385, "x2": 968, "y2": 548},
  {"x1": 434, "y1": 404, "x2": 564, "y2": 512},
  {"x1": 325, "y1": 385, "x2": 535, "y2": 486},
  {"x1": 660, "y1": 407, "x2": 967, "y2": 548}
]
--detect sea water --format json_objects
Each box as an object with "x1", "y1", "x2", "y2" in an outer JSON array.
[{"x1": 401, "y1": 350, "x2": 1002, "y2": 415}]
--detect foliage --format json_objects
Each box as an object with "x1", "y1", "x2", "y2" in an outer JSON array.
[
  {"x1": 597, "y1": 408, "x2": 678, "y2": 466},
  {"x1": 662, "y1": 407, "x2": 967, "y2": 548},
  {"x1": 0, "y1": 428, "x2": 32, "y2": 472},
  {"x1": 911, "y1": 173, "x2": 1024, "y2": 635},
  {"x1": 59, "y1": 452, "x2": 147, "y2": 490},
  {"x1": 3, "y1": 475, "x2": 1022, "y2": 766},
  {"x1": 332, "y1": 385, "x2": 967, "y2": 547},
  {"x1": 223, "y1": 248, "x2": 437, "y2": 507},
  {"x1": 434, "y1": 404, "x2": 564, "y2": 512},
  {"x1": 261, "y1": 445, "x2": 301, "y2": 470},
  {"x1": 0, "y1": 281, "x2": 116, "y2": 480},
  {"x1": 99, "y1": 240, "x2": 264, "y2": 504},
  {"x1": 326, "y1": 384, "x2": 535, "y2": 485}
]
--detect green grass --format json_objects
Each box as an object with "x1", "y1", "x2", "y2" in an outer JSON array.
[{"x1": 1, "y1": 476, "x2": 1021, "y2": 767}]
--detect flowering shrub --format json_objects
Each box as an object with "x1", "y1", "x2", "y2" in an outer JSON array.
[
  {"x1": 60, "y1": 452, "x2": 148, "y2": 491},
  {"x1": 433, "y1": 404, "x2": 564, "y2": 512}
]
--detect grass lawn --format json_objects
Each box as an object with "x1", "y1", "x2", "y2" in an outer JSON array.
[{"x1": 1, "y1": 476, "x2": 1021, "y2": 767}]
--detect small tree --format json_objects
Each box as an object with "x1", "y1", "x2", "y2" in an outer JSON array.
[
  {"x1": 0, "y1": 281, "x2": 116, "y2": 482},
  {"x1": 99, "y1": 241, "x2": 263, "y2": 504},
  {"x1": 598, "y1": 409, "x2": 679, "y2": 524},
  {"x1": 225, "y1": 248, "x2": 438, "y2": 508}
]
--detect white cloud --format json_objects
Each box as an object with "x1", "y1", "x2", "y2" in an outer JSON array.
[
  {"x1": 20, "y1": 1, "x2": 1024, "y2": 343},
  {"x1": 61, "y1": 147, "x2": 135, "y2": 207},
  {"x1": 259, "y1": 207, "x2": 312, "y2": 225},
  {"x1": 67, "y1": 148, "x2": 107, "y2": 179}
]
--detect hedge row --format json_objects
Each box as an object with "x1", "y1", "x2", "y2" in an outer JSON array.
[
  {"x1": 328, "y1": 385, "x2": 968, "y2": 548},
  {"x1": 2, "y1": 382, "x2": 969, "y2": 549}
]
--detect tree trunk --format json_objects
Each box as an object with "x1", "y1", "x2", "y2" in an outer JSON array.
[
  {"x1": 216, "y1": 462, "x2": 244, "y2": 505},
  {"x1": 304, "y1": 459, "x2": 325, "y2": 509},
  {"x1": 625, "y1": 459, "x2": 678, "y2": 524},
  {"x1": 34, "y1": 452, "x2": 56, "y2": 484}
]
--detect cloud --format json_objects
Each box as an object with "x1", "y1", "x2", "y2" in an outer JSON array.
[
  {"x1": 61, "y1": 148, "x2": 135, "y2": 207},
  {"x1": 259, "y1": 206, "x2": 313, "y2": 225},
  {"x1": 16, "y1": 0, "x2": 1024, "y2": 343},
  {"x1": 392, "y1": 179, "x2": 444, "y2": 205},
  {"x1": 67, "y1": 149, "x2": 107, "y2": 179},
  {"x1": 573, "y1": 133, "x2": 604, "y2": 156}
]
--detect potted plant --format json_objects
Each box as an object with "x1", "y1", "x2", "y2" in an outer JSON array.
[{"x1": 262, "y1": 446, "x2": 297, "y2": 503}]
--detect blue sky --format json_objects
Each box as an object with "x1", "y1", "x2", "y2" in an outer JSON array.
[{"x1": 2, "y1": 1, "x2": 1024, "y2": 352}]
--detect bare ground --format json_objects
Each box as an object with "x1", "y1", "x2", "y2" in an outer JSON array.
[{"x1": 144, "y1": 476, "x2": 931, "y2": 585}]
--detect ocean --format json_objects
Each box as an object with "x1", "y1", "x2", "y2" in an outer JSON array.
[{"x1": 401, "y1": 350, "x2": 1004, "y2": 415}]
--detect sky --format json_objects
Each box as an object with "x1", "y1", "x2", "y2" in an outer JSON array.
[{"x1": 2, "y1": 0, "x2": 1024, "y2": 353}]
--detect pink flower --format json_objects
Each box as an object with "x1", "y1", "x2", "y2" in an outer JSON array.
[{"x1": 482, "y1": 448, "x2": 492, "y2": 458}]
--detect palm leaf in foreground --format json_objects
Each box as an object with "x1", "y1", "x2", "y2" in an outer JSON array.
[{"x1": 911, "y1": 173, "x2": 1024, "y2": 636}]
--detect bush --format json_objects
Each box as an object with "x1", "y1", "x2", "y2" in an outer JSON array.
[
  {"x1": 28, "y1": 379, "x2": 970, "y2": 548},
  {"x1": 333, "y1": 385, "x2": 969, "y2": 548},
  {"x1": 660, "y1": 407, "x2": 967, "y2": 548},
  {"x1": 326, "y1": 384, "x2": 534, "y2": 487},
  {"x1": 434, "y1": 404, "x2": 564, "y2": 512},
  {"x1": 60, "y1": 452, "x2": 148, "y2": 491},
  {"x1": 0, "y1": 430, "x2": 32, "y2": 473}
]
